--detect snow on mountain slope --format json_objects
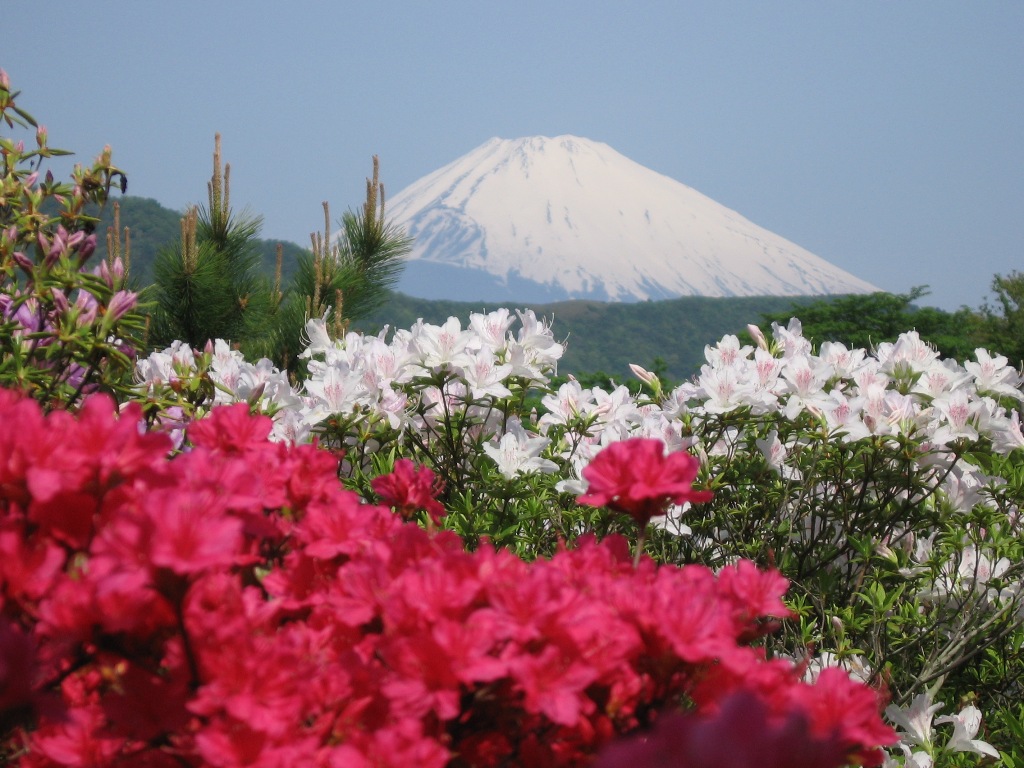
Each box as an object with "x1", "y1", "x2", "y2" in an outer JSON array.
[{"x1": 386, "y1": 135, "x2": 878, "y2": 302}]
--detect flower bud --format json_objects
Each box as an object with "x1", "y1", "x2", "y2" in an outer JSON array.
[
  {"x1": 629, "y1": 363, "x2": 658, "y2": 386},
  {"x1": 43, "y1": 227, "x2": 69, "y2": 267},
  {"x1": 0, "y1": 69, "x2": 10, "y2": 90},
  {"x1": 51, "y1": 288, "x2": 69, "y2": 314},
  {"x1": 74, "y1": 291, "x2": 98, "y2": 326},
  {"x1": 246, "y1": 382, "x2": 267, "y2": 407},
  {"x1": 99, "y1": 256, "x2": 125, "y2": 288},
  {"x1": 747, "y1": 324, "x2": 769, "y2": 351},
  {"x1": 35, "y1": 125, "x2": 48, "y2": 148},
  {"x1": 12, "y1": 251, "x2": 33, "y2": 274},
  {"x1": 76, "y1": 234, "x2": 97, "y2": 263},
  {"x1": 106, "y1": 290, "x2": 138, "y2": 322}
]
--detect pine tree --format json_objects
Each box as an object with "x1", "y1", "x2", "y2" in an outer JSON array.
[
  {"x1": 147, "y1": 134, "x2": 277, "y2": 356},
  {"x1": 276, "y1": 155, "x2": 412, "y2": 372}
]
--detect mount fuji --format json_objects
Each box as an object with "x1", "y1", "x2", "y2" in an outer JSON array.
[{"x1": 386, "y1": 136, "x2": 878, "y2": 303}]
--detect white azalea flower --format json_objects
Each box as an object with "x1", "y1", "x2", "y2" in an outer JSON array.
[
  {"x1": 468, "y1": 308, "x2": 515, "y2": 351},
  {"x1": 877, "y1": 331, "x2": 940, "y2": 375},
  {"x1": 819, "y1": 340, "x2": 867, "y2": 379},
  {"x1": 413, "y1": 316, "x2": 473, "y2": 370},
  {"x1": 298, "y1": 315, "x2": 335, "y2": 359},
  {"x1": 966, "y1": 348, "x2": 1022, "y2": 399},
  {"x1": 931, "y1": 390, "x2": 981, "y2": 445},
  {"x1": 302, "y1": 362, "x2": 367, "y2": 424},
  {"x1": 992, "y1": 408, "x2": 1024, "y2": 454},
  {"x1": 911, "y1": 358, "x2": 971, "y2": 399},
  {"x1": 885, "y1": 692, "x2": 943, "y2": 748},
  {"x1": 802, "y1": 651, "x2": 873, "y2": 684},
  {"x1": 659, "y1": 383, "x2": 696, "y2": 420},
  {"x1": 482, "y1": 418, "x2": 557, "y2": 479},
  {"x1": 461, "y1": 347, "x2": 513, "y2": 399},
  {"x1": 591, "y1": 384, "x2": 642, "y2": 438},
  {"x1": 884, "y1": 745, "x2": 933, "y2": 768},
  {"x1": 755, "y1": 429, "x2": 801, "y2": 481},
  {"x1": 935, "y1": 704, "x2": 1000, "y2": 758},
  {"x1": 820, "y1": 389, "x2": 871, "y2": 441},
  {"x1": 779, "y1": 354, "x2": 834, "y2": 420},
  {"x1": 649, "y1": 503, "x2": 693, "y2": 536},
  {"x1": 771, "y1": 317, "x2": 812, "y2": 358},
  {"x1": 515, "y1": 309, "x2": 562, "y2": 357},
  {"x1": 956, "y1": 544, "x2": 1010, "y2": 589},
  {"x1": 938, "y1": 459, "x2": 991, "y2": 514},
  {"x1": 135, "y1": 339, "x2": 197, "y2": 389},
  {"x1": 750, "y1": 347, "x2": 784, "y2": 393},
  {"x1": 538, "y1": 379, "x2": 596, "y2": 431},
  {"x1": 703, "y1": 333, "x2": 752, "y2": 368},
  {"x1": 698, "y1": 364, "x2": 756, "y2": 414}
]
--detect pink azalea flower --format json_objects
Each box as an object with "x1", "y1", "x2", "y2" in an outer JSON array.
[
  {"x1": 372, "y1": 458, "x2": 446, "y2": 523},
  {"x1": 577, "y1": 438, "x2": 712, "y2": 528}
]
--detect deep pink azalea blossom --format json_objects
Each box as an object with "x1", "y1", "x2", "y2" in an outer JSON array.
[
  {"x1": 372, "y1": 458, "x2": 446, "y2": 523},
  {"x1": 577, "y1": 438, "x2": 713, "y2": 527},
  {"x1": 0, "y1": 389, "x2": 894, "y2": 767}
]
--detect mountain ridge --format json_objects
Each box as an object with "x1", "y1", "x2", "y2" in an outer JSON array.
[{"x1": 387, "y1": 135, "x2": 878, "y2": 303}]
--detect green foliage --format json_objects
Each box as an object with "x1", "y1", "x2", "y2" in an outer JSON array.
[
  {"x1": 274, "y1": 157, "x2": 412, "y2": 373},
  {"x1": 979, "y1": 271, "x2": 1024, "y2": 369},
  {"x1": 144, "y1": 148, "x2": 410, "y2": 373}
]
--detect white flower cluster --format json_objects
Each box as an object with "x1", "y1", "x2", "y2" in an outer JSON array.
[
  {"x1": 135, "y1": 339, "x2": 307, "y2": 444},
  {"x1": 137, "y1": 309, "x2": 566, "y2": 473},
  {"x1": 297, "y1": 309, "x2": 564, "y2": 465},
  {"x1": 883, "y1": 691, "x2": 1000, "y2": 766},
  {"x1": 687, "y1": 320, "x2": 1023, "y2": 450},
  {"x1": 138, "y1": 314, "x2": 1024, "y2": 511}
]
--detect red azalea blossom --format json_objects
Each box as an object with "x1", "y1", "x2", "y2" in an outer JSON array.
[
  {"x1": 372, "y1": 458, "x2": 446, "y2": 523},
  {"x1": 577, "y1": 438, "x2": 713, "y2": 527},
  {"x1": 186, "y1": 402, "x2": 273, "y2": 453},
  {"x1": 0, "y1": 390, "x2": 895, "y2": 767}
]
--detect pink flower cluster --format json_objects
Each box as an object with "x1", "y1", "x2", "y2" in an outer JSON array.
[{"x1": 0, "y1": 389, "x2": 893, "y2": 766}]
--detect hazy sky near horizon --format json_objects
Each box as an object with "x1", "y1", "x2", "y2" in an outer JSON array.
[{"x1": 4, "y1": 1, "x2": 1022, "y2": 312}]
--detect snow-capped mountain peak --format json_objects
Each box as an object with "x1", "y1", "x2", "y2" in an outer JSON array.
[{"x1": 386, "y1": 135, "x2": 878, "y2": 303}]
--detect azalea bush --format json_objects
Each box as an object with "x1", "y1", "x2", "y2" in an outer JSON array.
[
  {"x1": 0, "y1": 388, "x2": 895, "y2": 766},
  {"x1": 1, "y1": 70, "x2": 141, "y2": 409},
  {"x1": 136, "y1": 309, "x2": 1024, "y2": 763}
]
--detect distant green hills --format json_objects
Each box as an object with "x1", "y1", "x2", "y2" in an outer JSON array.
[
  {"x1": 95, "y1": 196, "x2": 307, "y2": 287},
  {"x1": 95, "y1": 195, "x2": 823, "y2": 381}
]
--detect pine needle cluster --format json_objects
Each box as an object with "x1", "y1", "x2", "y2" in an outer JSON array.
[{"x1": 146, "y1": 139, "x2": 411, "y2": 372}]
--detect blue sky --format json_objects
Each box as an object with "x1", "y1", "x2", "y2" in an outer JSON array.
[{"x1": 5, "y1": 1, "x2": 1022, "y2": 311}]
